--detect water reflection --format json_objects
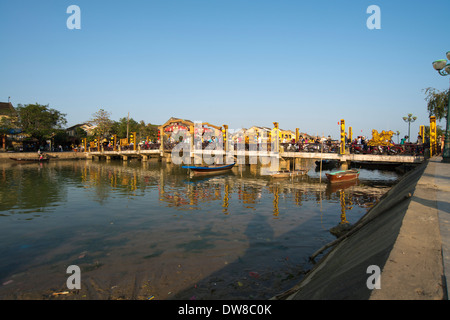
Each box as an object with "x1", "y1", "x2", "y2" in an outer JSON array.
[
  {"x1": 1, "y1": 160, "x2": 391, "y2": 219},
  {"x1": 0, "y1": 159, "x2": 399, "y2": 299},
  {"x1": 0, "y1": 162, "x2": 68, "y2": 215}
]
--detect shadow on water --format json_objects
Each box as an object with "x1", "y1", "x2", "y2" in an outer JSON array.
[{"x1": 171, "y1": 212, "x2": 317, "y2": 300}]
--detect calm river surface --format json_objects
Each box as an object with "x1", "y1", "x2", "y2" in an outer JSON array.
[{"x1": 0, "y1": 158, "x2": 401, "y2": 300}]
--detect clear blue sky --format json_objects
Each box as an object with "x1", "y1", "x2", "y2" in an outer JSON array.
[{"x1": 1, "y1": 0, "x2": 449, "y2": 139}]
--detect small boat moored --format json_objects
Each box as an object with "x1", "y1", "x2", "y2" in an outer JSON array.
[
  {"x1": 270, "y1": 169, "x2": 307, "y2": 178},
  {"x1": 325, "y1": 169, "x2": 360, "y2": 183},
  {"x1": 182, "y1": 163, "x2": 235, "y2": 176},
  {"x1": 271, "y1": 170, "x2": 292, "y2": 178},
  {"x1": 293, "y1": 169, "x2": 308, "y2": 176},
  {"x1": 10, "y1": 157, "x2": 49, "y2": 163}
]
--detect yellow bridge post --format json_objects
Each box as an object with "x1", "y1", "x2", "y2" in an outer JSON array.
[
  {"x1": 222, "y1": 125, "x2": 228, "y2": 152},
  {"x1": 130, "y1": 132, "x2": 137, "y2": 151},
  {"x1": 430, "y1": 116, "x2": 436, "y2": 157},
  {"x1": 340, "y1": 119, "x2": 345, "y2": 155},
  {"x1": 273, "y1": 122, "x2": 280, "y2": 153}
]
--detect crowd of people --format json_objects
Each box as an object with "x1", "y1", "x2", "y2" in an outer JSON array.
[{"x1": 13, "y1": 130, "x2": 447, "y2": 157}]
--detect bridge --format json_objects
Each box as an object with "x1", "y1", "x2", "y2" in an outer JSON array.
[
  {"x1": 86, "y1": 147, "x2": 425, "y2": 170},
  {"x1": 82, "y1": 116, "x2": 434, "y2": 169}
]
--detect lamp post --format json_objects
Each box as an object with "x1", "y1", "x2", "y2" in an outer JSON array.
[
  {"x1": 402, "y1": 113, "x2": 417, "y2": 143},
  {"x1": 432, "y1": 51, "x2": 450, "y2": 163}
]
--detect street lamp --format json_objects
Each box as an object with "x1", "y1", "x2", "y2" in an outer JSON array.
[
  {"x1": 402, "y1": 113, "x2": 417, "y2": 143},
  {"x1": 432, "y1": 51, "x2": 450, "y2": 163}
]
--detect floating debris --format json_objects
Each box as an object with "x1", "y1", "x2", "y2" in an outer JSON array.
[{"x1": 2, "y1": 280, "x2": 13, "y2": 286}]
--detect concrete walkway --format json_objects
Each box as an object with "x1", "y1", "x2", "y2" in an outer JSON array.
[
  {"x1": 273, "y1": 156, "x2": 450, "y2": 300},
  {"x1": 434, "y1": 157, "x2": 450, "y2": 299}
]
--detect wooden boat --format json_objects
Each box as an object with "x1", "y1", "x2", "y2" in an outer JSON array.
[
  {"x1": 182, "y1": 163, "x2": 235, "y2": 176},
  {"x1": 10, "y1": 157, "x2": 49, "y2": 163},
  {"x1": 271, "y1": 170, "x2": 292, "y2": 178},
  {"x1": 293, "y1": 169, "x2": 308, "y2": 176},
  {"x1": 271, "y1": 169, "x2": 307, "y2": 178},
  {"x1": 326, "y1": 179, "x2": 358, "y2": 193},
  {"x1": 325, "y1": 169, "x2": 360, "y2": 183}
]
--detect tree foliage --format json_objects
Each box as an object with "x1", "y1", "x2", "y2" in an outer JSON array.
[
  {"x1": 16, "y1": 103, "x2": 67, "y2": 143},
  {"x1": 0, "y1": 115, "x2": 17, "y2": 136},
  {"x1": 138, "y1": 120, "x2": 159, "y2": 141},
  {"x1": 423, "y1": 87, "x2": 449, "y2": 121},
  {"x1": 110, "y1": 117, "x2": 159, "y2": 141},
  {"x1": 112, "y1": 117, "x2": 140, "y2": 138},
  {"x1": 89, "y1": 109, "x2": 114, "y2": 138}
]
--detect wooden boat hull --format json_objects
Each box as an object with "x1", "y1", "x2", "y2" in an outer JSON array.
[
  {"x1": 182, "y1": 163, "x2": 235, "y2": 176},
  {"x1": 325, "y1": 169, "x2": 359, "y2": 183},
  {"x1": 293, "y1": 169, "x2": 308, "y2": 175},
  {"x1": 271, "y1": 171, "x2": 291, "y2": 178},
  {"x1": 271, "y1": 169, "x2": 308, "y2": 178},
  {"x1": 10, "y1": 158, "x2": 49, "y2": 163},
  {"x1": 327, "y1": 179, "x2": 358, "y2": 193}
]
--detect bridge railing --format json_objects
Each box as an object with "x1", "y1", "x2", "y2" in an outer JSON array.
[
  {"x1": 281, "y1": 142, "x2": 425, "y2": 156},
  {"x1": 349, "y1": 143, "x2": 425, "y2": 156},
  {"x1": 88, "y1": 141, "x2": 426, "y2": 156}
]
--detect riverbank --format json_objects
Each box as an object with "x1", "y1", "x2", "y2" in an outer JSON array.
[
  {"x1": 0, "y1": 151, "x2": 86, "y2": 160},
  {"x1": 273, "y1": 156, "x2": 448, "y2": 300}
]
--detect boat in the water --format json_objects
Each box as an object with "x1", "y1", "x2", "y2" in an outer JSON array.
[
  {"x1": 325, "y1": 169, "x2": 360, "y2": 183},
  {"x1": 326, "y1": 179, "x2": 358, "y2": 193},
  {"x1": 271, "y1": 169, "x2": 307, "y2": 178},
  {"x1": 10, "y1": 157, "x2": 49, "y2": 163},
  {"x1": 182, "y1": 163, "x2": 235, "y2": 176},
  {"x1": 293, "y1": 169, "x2": 308, "y2": 176},
  {"x1": 271, "y1": 170, "x2": 292, "y2": 178}
]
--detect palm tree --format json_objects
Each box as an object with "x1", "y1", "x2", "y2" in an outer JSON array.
[{"x1": 402, "y1": 113, "x2": 417, "y2": 143}]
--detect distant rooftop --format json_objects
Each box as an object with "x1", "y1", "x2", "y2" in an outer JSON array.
[{"x1": 0, "y1": 102, "x2": 15, "y2": 116}]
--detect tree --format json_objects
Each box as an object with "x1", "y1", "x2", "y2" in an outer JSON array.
[
  {"x1": 53, "y1": 129, "x2": 70, "y2": 148},
  {"x1": 0, "y1": 116, "x2": 17, "y2": 149},
  {"x1": 423, "y1": 87, "x2": 449, "y2": 121},
  {"x1": 74, "y1": 127, "x2": 87, "y2": 138},
  {"x1": 112, "y1": 116, "x2": 140, "y2": 139},
  {"x1": 138, "y1": 120, "x2": 159, "y2": 142},
  {"x1": 0, "y1": 114, "x2": 17, "y2": 136},
  {"x1": 16, "y1": 103, "x2": 67, "y2": 144},
  {"x1": 89, "y1": 109, "x2": 114, "y2": 138}
]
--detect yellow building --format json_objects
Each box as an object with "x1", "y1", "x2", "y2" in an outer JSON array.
[
  {"x1": 245, "y1": 126, "x2": 271, "y2": 143},
  {"x1": 280, "y1": 129, "x2": 295, "y2": 142}
]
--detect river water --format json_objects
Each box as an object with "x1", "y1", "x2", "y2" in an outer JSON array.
[{"x1": 0, "y1": 158, "x2": 401, "y2": 300}]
